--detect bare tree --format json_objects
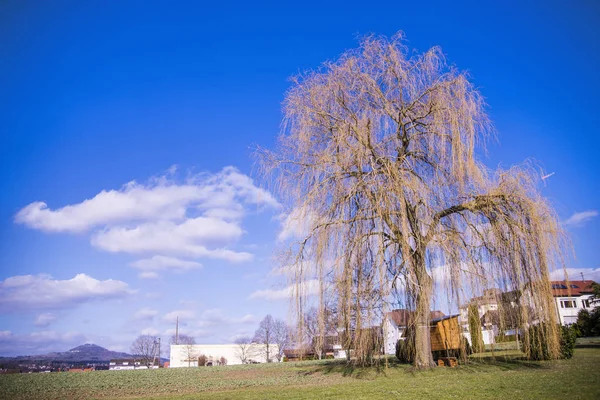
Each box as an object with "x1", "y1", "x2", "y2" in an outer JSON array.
[
  {"x1": 302, "y1": 308, "x2": 321, "y2": 358},
  {"x1": 301, "y1": 306, "x2": 337, "y2": 359},
  {"x1": 176, "y1": 334, "x2": 197, "y2": 367},
  {"x1": 254, "y1": 315, "x2": 275, "y2": 362},
  {"x1": 234, "y1": 336, "x2": 256, "y2": 364},
  {"x1": 254, "y1": 315, "x2": 289, "y2": 362},
  {"x1": 272, "y1": 319, "x2": 291, "y2": 362},
  {"x1": 130, "y1": 335, "x2": 158, "y2": 366},
  {"x1": 169, "y1": 333, "x2": 195, "y2": 345},
  {"x1": 260, "y1": 32, "x2": 566, "y2": 369}
]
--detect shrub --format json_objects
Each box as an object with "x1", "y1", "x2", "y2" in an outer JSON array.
[
  {"x1": 395, "y1": 326, "x2": 415, "y2": 364},
  {"x1": 576, "y1": 308, "x2": 600, "y2": 337},
  {"x1": 523, "y1": 323, "x2": 576, "y2": 360},
  {"x1": 197, "y1": 354, "x2": 208, "y2": 366},
  {"x1": 395, "y1": 339, "x2": 414, "y2": 364},
  {"x1": 560, "y1": 325, "x2": 577, "y2": 359},
  {"x1": 468, "y1": 305, "x2": 484, "y2": 353},
  {"x1": 495, "y1": 333, "x2": 519, "y2": 343},
  {"x1": 460, "y1": 336, "x2": 473, "y2": 359}
]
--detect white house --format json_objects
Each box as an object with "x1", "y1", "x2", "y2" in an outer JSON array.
[
  {"x1": 551, "y1": 280, "x2": 598, "y2": 325},
  {"x1": 382, "y1": 309, "x2": 445, "y2": 355},
  {"x1": 458, "y1": 289, "x2": 501, "y2": 329},
  {"x1": 169, "y1": 344, "x2": 280, "y2": 367},
  {"x1": 458, "y1": 288, "x2": 505, "y2": 345}
]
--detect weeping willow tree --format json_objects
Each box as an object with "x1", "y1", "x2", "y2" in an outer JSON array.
[{"x1": 260, "y1": 33, "x2": 566, "y2": 369}]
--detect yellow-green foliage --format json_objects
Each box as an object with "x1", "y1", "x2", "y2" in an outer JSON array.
[{"x1": 468, "y1": 304, "x2": 484, "y2": 353}]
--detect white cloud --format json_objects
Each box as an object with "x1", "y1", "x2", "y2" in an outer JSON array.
[
  {"x1": 163, "y1": 309, "x2": 196, "y2": 324},
  {"x1": 226, "y1": 331, "x2": 254, "y2": 343},
  {"x1": 130, "y1": 256, "x2": 202, "y2": 279},
  {"x1": 196, "y1": 309, "x2": 229, "y2": 328},
  {"x1": 564, "y1": 210, "x2": 598, "y2": 227},
  {"x1": 0, "y1": 330, "x2": 87, "y2": 357},
  {"x1": 15, "y1": 167, "x2": 278, "y2": 264},
  {"x1": 34, "y1": 313, "x2": 57, "y2": 327},
  {"x1": 239, "y1": 314, "x2": 256, "y2": 324},
  {"x1": 159, "y1": 308, "x2": 256, "y2": 333},
  {"x1": 195, "y1": 309, "x2": 256, "y2": 328},
  {"x1": 277, "y1": 207, "x2": 316, "y2": 242},
  {"x1": 249, "y1": 279, "x2": 320, "y2": 301},
  {"x1": 139, "y1": 271, "x2": 159, "y2": 279},
  {"x1": 269, "y1": 259, "x2": 326, "y2": 278},
  {"x1": 166, "y1": 328, "x2": 212, "y2": 340},
  {"x1": 178, "y1": 299, "x2": 199, "y2": 308},
  {"x1": 92, "y1": 218, "x2": 251, "y2": 262},
  {"x1": 0, "y1": 274, "x2": 133, "y2": 312},
  {"x1": 133, "y1": 307, "x2": 159, "y2": 321},
  {"x1": 140, "y1": 327, "x2": 161, "y2": 336},
  {"x1": 550, "y1": 267, "x2": 600, "y2": 283},
  {"x1": 269, "y1": 265, "x2": 293, "y2": 277},
  {"x1": 15, "y1": 166, "x2": 279, "y2": 233}
]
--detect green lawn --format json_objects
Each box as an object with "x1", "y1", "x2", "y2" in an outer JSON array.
[
  {"x1": 1, "y1": 349, "x2": 599, "y2": 400},
  {"x1": 576, "y1": 336, "x2": 600, "y2": 347}
]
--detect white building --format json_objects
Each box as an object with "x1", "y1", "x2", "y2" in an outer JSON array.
[
  {"x1": 169, "y1": 344, "x2": 280, "y2": 367},
  {"x1": 551, "y1": 280, "x2": 598, "y2": 325},
  {"x1": 109, "y1": 359, "x2": 159, "y2": 370}
]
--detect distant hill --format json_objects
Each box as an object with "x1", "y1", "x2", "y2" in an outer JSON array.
[
  {"x1": 45, "y1": 343, "x2": 133, "y2": 362},
  {"x1": 1, "y1": 343, "x2": 134, "y2": 363}
]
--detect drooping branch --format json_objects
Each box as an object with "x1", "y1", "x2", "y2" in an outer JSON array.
[{"x1": 260, "y1": 32, "x2": 567, "y2": 368}]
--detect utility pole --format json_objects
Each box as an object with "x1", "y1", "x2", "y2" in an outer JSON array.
[
  {"x1": 176, "y1": 316, "x2": 179, "y2": 345},
  {"x1": 151, "y1": 337, "x2": 161, "y2": 367}
]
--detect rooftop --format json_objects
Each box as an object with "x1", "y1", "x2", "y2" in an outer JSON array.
[{"x1": 550, "y1": 280, "x2": 596, "y2": 297}]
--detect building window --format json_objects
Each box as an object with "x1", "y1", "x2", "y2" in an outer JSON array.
[
  {"x1": 582, "y1": 299, "x2": 591, "y2": 309},
  {"x1": 560, "y1": 300, "x2": 576, "y2": 308}
]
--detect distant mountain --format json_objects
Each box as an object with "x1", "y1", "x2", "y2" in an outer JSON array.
[
  {"x1": 1, "y1": 343, "x2": 134, "y2": 363},
  {"x1": 46, "y1": 343, "x2": 133, "y2": 362}
]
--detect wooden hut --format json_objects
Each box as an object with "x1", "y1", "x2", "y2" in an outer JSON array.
[{"x1": 430, "y1": 315, "x2": 461, "y2": 352}]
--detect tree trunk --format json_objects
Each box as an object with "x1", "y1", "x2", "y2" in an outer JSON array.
[
  {"x1": 413, "y1": 250, "x2": 436, "y2": 369},
  {"x1": 266, "y1": 342, "x2": 270, "y2": 362}
]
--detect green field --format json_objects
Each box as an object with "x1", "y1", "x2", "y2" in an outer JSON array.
[{"x1": 1, "y1": 349, "x2": 599, "y2": 400}]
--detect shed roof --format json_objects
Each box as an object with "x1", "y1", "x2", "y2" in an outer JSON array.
[{"x1": 386, "y1": 309, "x2": 445, "y2": 327}]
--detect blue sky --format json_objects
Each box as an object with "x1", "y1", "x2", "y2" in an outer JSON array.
[{"x1": 0, "y1": 0, "x2": 599, "y2": 357}]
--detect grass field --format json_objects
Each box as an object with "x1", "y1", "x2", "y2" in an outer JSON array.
[
  {"x1": 576, "y1": 337, "x2": 600, "y2": 347},
  {"x1": 1, "y1": 348, "x2": 599, "y2": 400}
]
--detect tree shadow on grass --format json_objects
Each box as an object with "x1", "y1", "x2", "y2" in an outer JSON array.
[
  {"x1": 309, "y1": 358, "x2": 408, "y2": 379},
  {"x1": 314, "y1": 360, "x2": 394, "y2": 379},
  {"x1": 306, "y1": 355, "x2": 548, "y2": 379},
  {"x1": 456, "y1": 355, "x2": 549, "y2": 372}
]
